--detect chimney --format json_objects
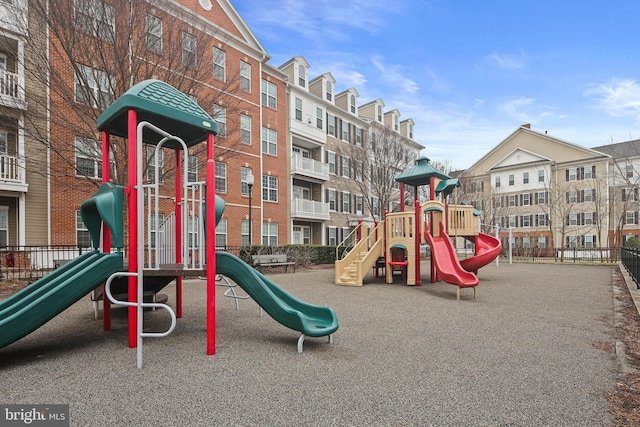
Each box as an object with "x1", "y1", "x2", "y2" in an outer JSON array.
[{"x1": 522, "y1": 123, "x2": 531, "y2": 129}]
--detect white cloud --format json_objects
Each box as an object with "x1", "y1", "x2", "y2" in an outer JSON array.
[
  {"x1": 370, "y1": 55, "x2": 419, "y2": 94},
  {"x1": 585, "y1": 77, "x2": 640, "y2": 121},
  {"x1": 485, "y1": 50, "x2": 526, "y2": 70},
  {"x1": 498, "y1": 96, "x2": 553, "y2": 124}
]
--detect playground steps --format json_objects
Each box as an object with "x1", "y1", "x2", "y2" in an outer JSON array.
[{"x1": 336, "y1": 252, "x2": 367, "y2": 286}]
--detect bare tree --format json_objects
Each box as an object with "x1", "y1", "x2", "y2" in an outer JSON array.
[
  {"x1": 335, "y1": 123, "x2": 417, "y2": 220},
  {"x1": 16, "y1": 0, "x2": 248, "y2": 189}
]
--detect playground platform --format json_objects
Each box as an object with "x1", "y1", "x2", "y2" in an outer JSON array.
[{"x1": 0, "y1": 262, "x2": 623, "y2": 425}]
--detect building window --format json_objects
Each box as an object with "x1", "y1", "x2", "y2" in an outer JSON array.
[
  {"x1": 240, "y1": 220, "x2": 249, "y2": 246},
  {"x1": 495, "y1": 176, "x2": 500, "y2": 188},
  {"x1": 522, "y1": 193, "x2": 530, "y2": 206},
  {"x1": 215, "y1": 162, "x2": 226, "y2": 193},
  {"x1": 74, "y1": 0, "x2": 115, "y2": 42},
  {"x1": 240, "y1": 114, "x2": 251, "y2": 145},
  {"x1": 327, "y1": 189, "x2": 337, "y2": 211},
  {"x1": 146, "y1": 147, "x2": 164, "y2": 183},
  {"x1": 326, "y1": 151, "x2": 336, "y2": 174},
  {"x1": 627, "y1": 211, "x2": 638, "y2": 225},
  {"x1": 494, "y1": 196, "x2": 502, "y2": 208},
  {"x1": 187, "y1": 156, "x2": 197, "y2": 182},
  {"x1": 536, "y1": 213, "x2": 548, "y2": 227},
  {"x1": 523, "y1": 172, "x2": 529, "y2": 184},
  {"x1": 262, "y1": 175, "x2": 278, "y2": 202},
  {"x1": 568, "y1": 213, "x2": 578, "y2": 226},
  {"x1": 567, "y1": 190, "x2": 577, "y2": 204},
  {"x1": 327, "y1": 114, "x2": 336, "y2": 137},
  {"x1": 350, "y1": 94, "x2": 356, "y2": 113},
  {"x1": 567, "y1": 167, "x2": 577, "y2": 181},
  {"x1": 377, "y1": 105, "x2": 382, "y2": 122},
  {"x1": 355, "y1": 160, "x2": 363, "y2": 182},
  {"x1": 508, "y1": 215, "x2": 516, "y2": 228},
  {"x1": 394, "y1": 115, "x2": 399, "y2": 131},
  {"x1": 341, "y1": 121, "x2": 350, "y2": 142},
  {"x1": 316, "y1": 107, "x2": 323, "y2": 129},
  {"x1": 298, "y1": 64, "x2": 306, "y2": 87},
  {"x1": 213, "y1": 104, "x2": 226, "y2": 138},
  {"x1": 341, "y1": 155, "x2": 350, "y2": 178},
  {"x1": 145, "y1": 14, "x2": 162, "y2": 53},
  {"x1": 355, "y1": 195, "x2": 363, "y2": 214},
  {"x1": 371, "y1": 197, "x2": 380, "y2": 217},
  {"x1": 507, "y1": 195, "x2": 516, "y2": 207},
  {"x1": 261, "y1": 127, "x2": 277, "y2": 156},
  {"x1": 355, "y1": 127, "x2": 362, "y2": 146},
  {"x1": 215, "y1": 218, "x2": 227, "y2": 247},
  {"x1": 241, "y1": 167, "x2": 252, "y2": 196},
  {"x1": 342, "y1": 191, "x2": 351, "y2": 213},
  {"x1": 75, "y1": 137, "x2": 102, "y2": 178},
  {"x1": 583, "y1": 189, "x2": 595, "y2": 203},
  {"x1": 508, "y1": 174, "x2": 514, "y2": 186},
  {"x1": 584, "y1": 235, "x2": 596, "y2": 248},
  {"x1": 295, "y1": 97, "x2": 303, "y2": 121},
  {"x1": 326, "y1": 81, "x2": 332, "y2": 101},
  {"x1": 584, "y1": 212, "x2": 594, "y2": 225},
  {"x1": 520, "y1": 215, "x2": 531, "y2": 227},
  {"x1": 261, "y1": 79, "x2": 277, "y2": 109},
  {"x1": 327, "y1": 226, "x2": 337, "y2": 245},
  {"x1": 74, "y1": 63, "x2": 114, "y2": 108},
  {"x1": 536, "y1": 191, "x2": 547, "y2": 204},
  {"x1": 623, "y1": 188, "x2": 638, "y2": 202},
  {"x1": 213, "y1": 47, "x2": 226, "y2": 81},
  {"x1": 182, "y1": 32, "x2": 197, "y2": 69},
  {"x1": 76, "y1": 210, "x2": 91, "y2": 248},
  {"x1": 263, "y1": 222, "x2": 278, "y2": 246},
  {"x1": 627, "y1": 164, "x2": 634, "y2": 179},
  {"x1": 584, "y1": 166, "x2": 594, "y2": 179},
  {"x1": 188, "y1": 216, "x2": 198, "y2": 248},
  {"x1": 240, "y1": 61, "x2": 251, "y2": 92},
  {"x1": 0, "y1": 208, "x2": 7, "y2": 246},
  {"x1": 538, "y1": 170, "x2": 545, "y2": 182}
]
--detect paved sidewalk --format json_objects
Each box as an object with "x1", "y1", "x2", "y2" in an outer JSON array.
[{"x1": 0, "y1": 262, "x2": 617, "y2": 426}]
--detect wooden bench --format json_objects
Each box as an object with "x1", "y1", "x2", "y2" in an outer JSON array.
[{"x1": 251, "y1": 254, "x2": 296, "y2": 273}]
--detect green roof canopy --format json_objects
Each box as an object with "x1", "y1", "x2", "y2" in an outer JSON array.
[
  {"x1": 395, "y1": 156, "x2": 450, "y2": 187},
  {"x1": 435, "y1": 178, "x2": 461, "y2": 198},
  {"x1": 97, "y1": 79, "x2": 217, "y2": 148}
]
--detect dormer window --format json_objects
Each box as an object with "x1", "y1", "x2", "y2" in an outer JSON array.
[
  {"x1": 409, "y1": 123, "x2": 413, "y2": 138},
  {"x1": 298, "y1": 64, "x2": 306, "y2": 88},
  {"x1": 377, "y1": 105, "x2": 382, "y2": 122},
  {"x1": 350, "y1": 94, "x2": 356, "y2": 113},
  {"x1": 394, "y1": 115, "x2": 399, "y2": 131},
  {"x1": 326, "y1": 81, "x2": 332, "y2": 101}
]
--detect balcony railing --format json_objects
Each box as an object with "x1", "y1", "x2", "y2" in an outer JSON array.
[
  {"x1": 0, "y1": 155, "x2": 21, "y2": 182},
  {"x1": 291, "y1": 198, "x2": 330, "y2": 220},
  {"x1": 291, "y1": 154, "x2": 329, "y2": 181},
  {"x1": 0, "y1": 70, "x2": 25, "y2": 108}
]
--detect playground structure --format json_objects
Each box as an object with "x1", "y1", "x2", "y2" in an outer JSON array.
[
  {"x1": 335, "y1": 157, "x2": 501, "y2": 299},
  {"x1": 0, "y1": 80, "x2": 338, "y2": 367}
]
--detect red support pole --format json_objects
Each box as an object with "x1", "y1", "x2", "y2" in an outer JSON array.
[
  {"x1": 101, "y1": 131, "x2": 112, "y2": 331},
  {"x1": 429, "y1": 176, "x2": 436, "y2": 283},
  {"x1": 383, "y1": 209, "x2": 388, "y2": 283},
  {"x1": 415, "y1": 200, "x2": 421, "y2": 286},
  {"x1": 175, "y1": 148, "x2": 183, "y2": 318},
  {"x1": 357, "y1": 218, "x2": 362, "y2": 242},
  {"x1": 399, "y1": 182, "x2": 405, "y2": 212},
  {"x1": 127, "y1": 109, "x2": 138, "y2": 348},
  {"x1": 205, "y1": 133, "x2": 216, "y2": 355}
]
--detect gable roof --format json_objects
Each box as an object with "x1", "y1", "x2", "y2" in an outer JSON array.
[
  {"x1": 463, "y1": 125, "x2": 610, "y2": 177},
  {"x1": 592, "y1": 139, "x2": 640, "y2": 159}
]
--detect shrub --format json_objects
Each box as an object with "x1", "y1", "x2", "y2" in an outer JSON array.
[{"x1": 625, "y1": 236, "x2": 640, "y2": 248}]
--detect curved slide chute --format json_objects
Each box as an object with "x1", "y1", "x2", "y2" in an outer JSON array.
[
  {"x1": 460, "y1": 233, "x2": 501, "y2": 273},
  {"x1": 0, "y1": 251, "x2": 124, "y2": 349},
  {"x1": 216, "y1": 251, "x2": 338, "y2": 352},
  {"x1": 424, "y1": 222, "x2": 478, "y2": 296}
]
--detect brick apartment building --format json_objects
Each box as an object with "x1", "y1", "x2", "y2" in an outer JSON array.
[{"x1": 26, "y1": 0, "x2": 288, "y2": 248}]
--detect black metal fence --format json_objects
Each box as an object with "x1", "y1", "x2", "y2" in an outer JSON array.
[
  {"x1": 0, "y1": 245, "x2": 88, "y2": 283},
  {"x1": 621, "y1": 247, "x2": 640, "y2": 289},
  {"x1": 505, "y1": 247, "x2": 621, "y2": 264}
]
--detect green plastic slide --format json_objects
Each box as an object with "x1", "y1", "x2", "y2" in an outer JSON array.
[
  {"x1": 216, "y1": 251, "x2": 338, "y2": 343},
  {"x1": 0, "y1": 251, "x2": 124, "y2": 349}
]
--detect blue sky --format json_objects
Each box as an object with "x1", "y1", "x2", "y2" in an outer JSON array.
[{"x1": 232, "y1": 0, "x2": 640, "y2": 169}]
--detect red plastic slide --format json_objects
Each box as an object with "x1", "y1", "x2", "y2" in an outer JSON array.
[
  {"x1": 424, "y1": 222, "x2": 478, "y2": 288},
  {"x1": 460, "y1": 233, "x2": 501, "y2": 273}
]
